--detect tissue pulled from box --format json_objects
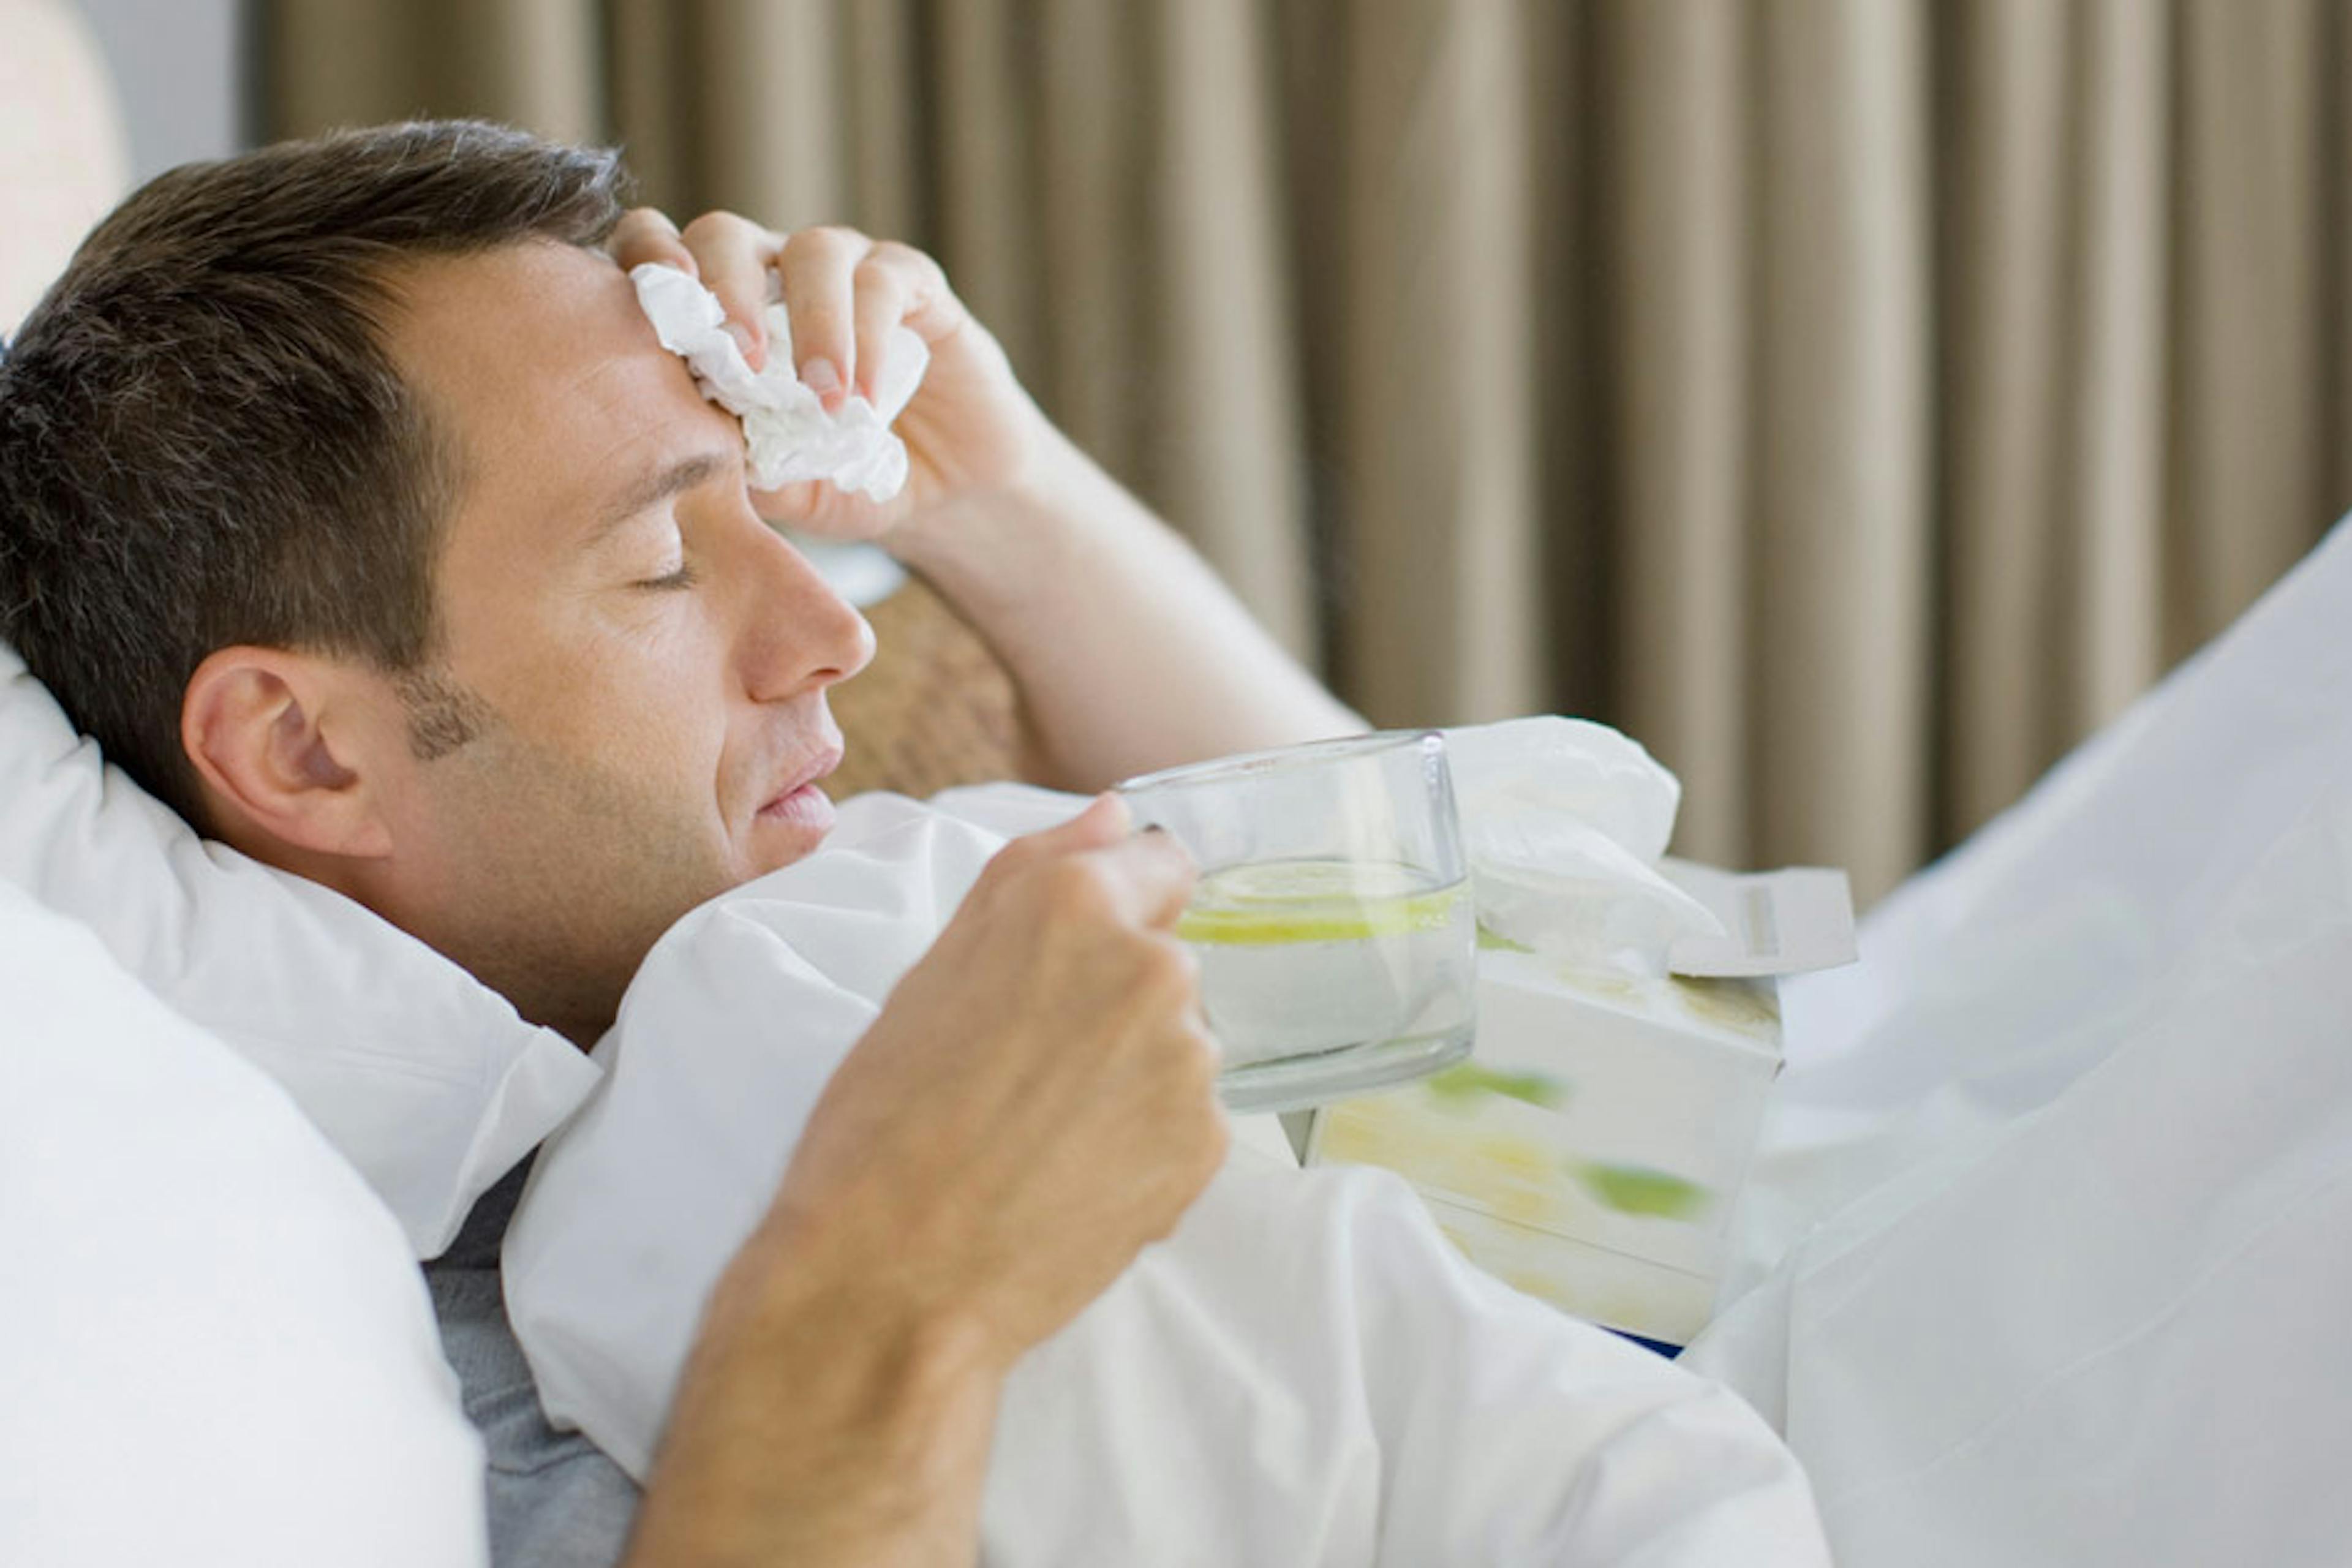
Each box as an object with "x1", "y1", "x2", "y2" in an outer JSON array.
[
  {"x1": 1443, "y1": 717, "x2": 1725, "y2": 974},
  {"x1": 630, "y1": 263, "x2": 929, "y2": 501}
]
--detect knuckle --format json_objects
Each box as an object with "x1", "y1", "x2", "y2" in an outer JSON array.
[
  {"x1": 679, "y1": 209, "x2": 744, "y2": 245},
  {"x1": 850, "y1": 255, "x2": 904, "y2": 297},
  {"x1": 974, "y1": 851, "x2": 1049, "y2": 919},
  {"x1": 1135, "y1": 938, "x2": 1199, "y2": 1003},
  {"x1": 1037, "y1": 854, "x2": 1112, "y2": 917},
  {"x1": 785, "y1": 223, "x2": 862, "y2": 261},
  {"x1": 1196, "y1": 1112, "x2": 1232, "y2": 1177},
  {"x1": 1143, "y1": 1200, "x2": 1186, "y2": 1244},
  {"x1": 871, "y1": 238, "x2": 941, "y2": 277},
  {"x1": 1133, "y1": 824, "x2": 1197, "y2": 880},
  {"x1": 1183, "y1": 1022, "x2": 1224, "y2": 1096},
  {"x1": 976, "y1": 838, "x2": 1031, "y2": 884},
  {"x1": 1160, "y1": 1093, "x2": 1227, "y2": 1196},
  {"x1": 1158, "y1": 848, "x2": 1202, "y2": 904},
  {"x1": 608, "y1": 209, "x2": 690, "y2": 268},
  {"x1": 609, "y1": 207, "x2": 662, "y2": 244}
]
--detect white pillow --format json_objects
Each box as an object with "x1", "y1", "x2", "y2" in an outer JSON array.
[
  {"x1": 0, "y1": 880, "x2": 490, "y2": 1567},
  {"x1": 0, "y1": 641, "x2": 599, "y2": 1256}
]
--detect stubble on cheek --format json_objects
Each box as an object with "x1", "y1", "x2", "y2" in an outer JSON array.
[
  {"x1": 404, "y1": 707, "x2": 739, "y2": 1038},
  {"x1": 395, "y1": 668, "x2": 500, "y2": 761}
]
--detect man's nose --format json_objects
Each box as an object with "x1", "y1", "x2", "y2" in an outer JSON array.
[{"x1": 729, "y1": 524, "x2": 878, "y2": 701}]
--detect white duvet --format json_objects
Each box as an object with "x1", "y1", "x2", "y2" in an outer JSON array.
[
  {"x1": 1683, "y1": 515, "x2": 2352, "y2": 1566},
  {"x1": 505, "y1": 786, "x2": 1827, "y2": 1566}
]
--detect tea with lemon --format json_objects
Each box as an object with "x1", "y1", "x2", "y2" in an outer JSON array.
[{"x1": 1176, "y1": 858, "x2": 1476, "y2": 1068}]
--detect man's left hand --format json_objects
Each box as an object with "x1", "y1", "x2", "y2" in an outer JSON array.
[{"x1": 607, "y1": 208, "x2": 1045, "y2": 543}]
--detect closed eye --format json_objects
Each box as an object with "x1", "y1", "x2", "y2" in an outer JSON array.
[{"x1": 636, "y1": 562, "x2": 700, "y2": 590}]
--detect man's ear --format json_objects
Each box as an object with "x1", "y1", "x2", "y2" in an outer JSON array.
[{"x1": 181, "y1": 646, "x2": 398, "y2": 861}]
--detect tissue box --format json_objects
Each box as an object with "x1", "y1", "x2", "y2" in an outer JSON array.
[{"x1": 1300, "y1": 862, "x2": 1848, "y2": 1348}]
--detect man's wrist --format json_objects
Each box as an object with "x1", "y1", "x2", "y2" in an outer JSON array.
[
  {"x1": 624, "y1": 1218, "x2": 1009, "y2": 1567},
  {"x1": 741, "y1": 1208, "x2": 1009, "y2": 1362},
  {"x1": 883, "y1": 412, "x2": 1097, "y2": 592}
]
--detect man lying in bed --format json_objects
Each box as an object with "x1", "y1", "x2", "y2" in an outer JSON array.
[{"x1": 0, "y1": 120, "x2": 1824, "y2": 1564}]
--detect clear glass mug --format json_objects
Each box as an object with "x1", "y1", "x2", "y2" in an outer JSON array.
[{"x1": 1117, "y1": 731, "x2": 1478, "y2": 1115}]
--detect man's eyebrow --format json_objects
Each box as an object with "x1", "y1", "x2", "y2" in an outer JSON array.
[{"x1": 587, "y1": 450, "x2": 741, "y2": 545}]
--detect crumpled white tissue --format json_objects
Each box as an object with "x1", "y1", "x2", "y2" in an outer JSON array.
[
  {"x1": 1444, "y1": 717, "x2": 1725, "y2": 974},
  {"x1": 631, "y1": 262, "x2": 930, "y2": 501}
]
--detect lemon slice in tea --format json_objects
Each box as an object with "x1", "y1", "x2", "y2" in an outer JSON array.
[{"x1": 1177, "y1": 859, "x2": 1468, "y2": 946}]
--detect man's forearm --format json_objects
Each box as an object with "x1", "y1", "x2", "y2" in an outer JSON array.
[
  {"x1": 622, "y1": 1231, "x2": 1005, "y2": 1568},
  {"x1": 889, "y1": 420, "x2": 1365, "y2": 791}
]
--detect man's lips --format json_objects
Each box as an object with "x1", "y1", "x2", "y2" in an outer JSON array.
[{"x1": 758, "y1": 744, "x2": 845, "y2": 823}]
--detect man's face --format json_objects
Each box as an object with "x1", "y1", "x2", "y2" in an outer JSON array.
[{"x1": 368, "y1": 241, "x2": 874, "y2": 1039}]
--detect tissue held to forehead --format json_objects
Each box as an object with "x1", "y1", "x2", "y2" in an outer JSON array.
[{"x1": 630, "y1": 263, "x2": 930, "y2": 502}]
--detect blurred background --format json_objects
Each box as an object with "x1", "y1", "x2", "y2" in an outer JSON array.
[{"x1": 18, "y1": 0, "x2": 2352, "y2": 902}]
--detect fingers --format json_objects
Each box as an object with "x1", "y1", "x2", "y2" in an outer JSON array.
[
  {"x1": 780, "y1": 229, "x2": 967, "y2": 410},
  {"x1": 606, "y1": 206, "x2": 693, "y2": 275},
  {"x1": 988, "y1": 794, "x2": 1129, "y2": 875},
  {"x1": 680, "y1": 211, "x2": 785, "y2": 369},
  {"x1": 776, "y1": 226, "x2": 866, "y2": 410},
  {"x1": 624, "y1": 211, "x2": 967, "y2": 413},
  {"x1": 1093, "y1": 827, "x2": 1200, "y2": 932},
  {"x1": 982, "y1": 795, "x2": 1197, "y2": 929},
  {"x1": 851, "y1": 243, "x2": 963, "y2": 401},
  {"x1": 848, "y1": 254, "x2": 910, "y2": 407}
]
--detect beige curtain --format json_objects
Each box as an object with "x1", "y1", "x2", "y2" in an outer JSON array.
[{"x1": 260, "y1": 0, "x2": 2351, "y2": 902}]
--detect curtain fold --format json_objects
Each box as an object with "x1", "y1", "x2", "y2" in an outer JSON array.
[
  {"x1": 257, "y1": 0, "x2": 2352, "y2": 900},
  {"x1": 1942, "y1": 0, "x2": 2076, "y2": 835},
  {"x1": 1145, "y1": 0, "x2": 1315, "y2": 658},
  {"x1": 2173, "y1": 0, "x2": 2334, "y2": 644},
  {"x1": 1601, "y1": 0, "x2": 1753, "y2": 867},
  {"x1": 1335, "y1": 0, "x2": 1546, "y2": 728},
  {"x1": 2065, "y1": 0, "x2": 2169, "y2": 744},
  {"x1": 1750, "y1": 0, "x2": 1934, "y2": 893},
  {"x1": 265, "y1": 0, "x2": 601, "y2": 141},
  {"x1": 2334, "y1": 2, "x2": 2352, "y2": 510}
]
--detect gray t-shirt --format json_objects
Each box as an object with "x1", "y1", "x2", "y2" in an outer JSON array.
[{"x1": 427, "y1": 1161, "x2": 641, "y2": 1568}]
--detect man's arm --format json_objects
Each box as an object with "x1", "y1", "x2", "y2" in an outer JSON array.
[
  {"x1": 884, "y1": 420, "x2": 1363, "y2": 790},
  {"x1": 621, "y1": 796, "x2": 1226, "y2": 1566},
  {"x1": 607, "y1": 212, "x2": 1365, "y2": 791},
  {"x1": 621, "y1": 1235, "x2": 1005, "y2": 1568}
]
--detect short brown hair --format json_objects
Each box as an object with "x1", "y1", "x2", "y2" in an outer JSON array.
[{"x1": 0, "y1": 119, "x2": 627, "y2": 824}]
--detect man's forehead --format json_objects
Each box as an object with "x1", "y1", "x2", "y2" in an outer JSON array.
[
  {"x1": 385, "y1": 241, "x2": 732, "y2": 529},
  {"x1": 387, "y1": 241, "x2": 684, "y2": 435}
]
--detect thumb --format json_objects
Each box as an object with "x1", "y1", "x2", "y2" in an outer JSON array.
[
  {"x1": 985, "y1": 793, "x2": 1130, "y2": 875},
  {"x1": 1090, "y1": 826, "x2": 1200, "y2": 931}
]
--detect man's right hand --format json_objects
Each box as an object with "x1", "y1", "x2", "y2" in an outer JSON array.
[
  {"x1": 750, "y1": 790, "x2": 1227, "y2": 1365},
  {"x1": 625, "y1": 794, "x2": 1223, "y2": 1567}
]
